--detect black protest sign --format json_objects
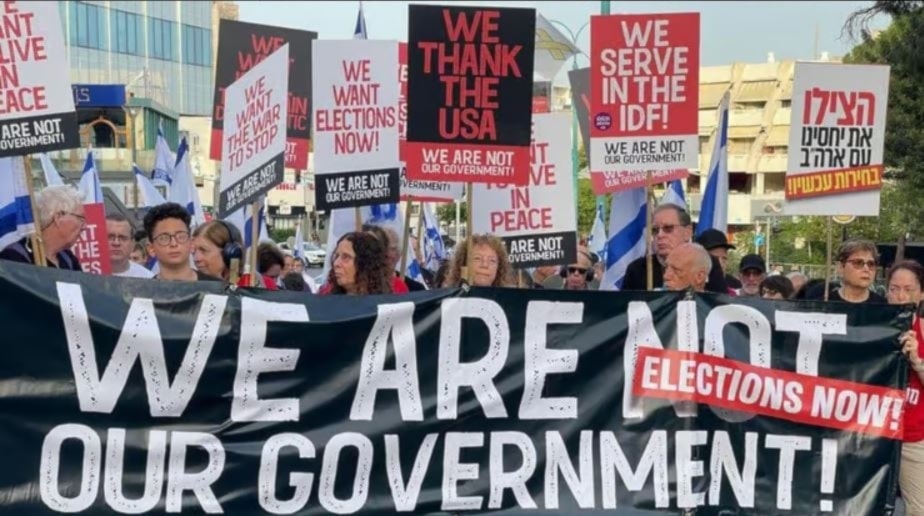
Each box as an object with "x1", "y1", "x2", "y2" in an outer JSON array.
[
  {"x1": 0, "y1": 2, "x2": 79, "y2": 156},
  {"x1": 211, "y1": 19, "x2": 315, "y2": 170},
  {"x1": 0, "y1": 260, "x2": 908, "y2": 515},
  {"x1": 406, "y1": 5, "x2": 535, "y2": 185}
]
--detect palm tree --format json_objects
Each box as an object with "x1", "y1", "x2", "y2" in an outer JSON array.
[{"x1": 843, "y1": 1, "x2": 923, "y2": 40}]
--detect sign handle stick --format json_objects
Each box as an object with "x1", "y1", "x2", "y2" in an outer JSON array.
[
  {"x1": 23, "y1": 156, "x2": 46, "y2": 267},
  {"x1": 645, "y1": 170, "x2": 654, "y2": 290},
  {"x1": 416, "y1": 201, "x2": 425, "y2": 261},
  {"x1": 465, "y1": 183, "x2": 474, "y2": 285},
  {"x1": 824, "y1": 217, "x2": 833, "y2": 301},
  {"x1": 249, "y1": 200, "x2": 261, "y2": 287},
  {"x1": 354, "y1": 207, "x2": 362, "y2": 232},
  {"x1": 399, "y1": 199, "x2": 413, "y2": 278},
  {"x1": 229, "y1": 258, "x2": 241, "y2": 285}
]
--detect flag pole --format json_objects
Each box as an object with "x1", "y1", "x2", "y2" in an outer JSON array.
[
  {"x1": 23, "y1": 156, "x2": 46, "y2": 267},
  {"x1": 249, "y1": 200, "x2": 261, "y2": 287},
  {"x1": 465, "y1": 182, "x2": 474, "y2": 284},
  {"x1": 354, "y1": 206, "x2": 362, "y2": 232},
  {"x1": 645, "y1": 169, "x2": 653, "y2": 290},
  {"x1": 824, "y1": 217, "x2": 833, "y2": 301},
  {"x1": 399, "y1": 199, "x2": 413, "y2": 278}
]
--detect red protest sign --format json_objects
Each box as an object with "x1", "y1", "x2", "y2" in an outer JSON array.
[
  {"x1": 399, "y1": 42, "x2": 408, "y2": 162},
  {"x1": 70, "y1": 203, "x2": 111, "y2": 276},
  {"x1": 406, "y1": 5, "x2": 536, "y2": 186},
  {"x1": 633, "y1": 348, "x2": 906, "y2": 439},
  {"x1": 589, "y1": 13, "x2": 698, "y2": 193}
]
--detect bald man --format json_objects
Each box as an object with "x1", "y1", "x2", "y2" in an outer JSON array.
[{"x1": 663, "y1": 243, "x2": 712, "y2": 292}]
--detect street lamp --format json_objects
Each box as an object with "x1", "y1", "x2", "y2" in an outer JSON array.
[{"x1": 127, "y1": 106, "x2": 140, "y2": 210}]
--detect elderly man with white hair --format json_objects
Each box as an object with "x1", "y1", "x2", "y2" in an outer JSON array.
[
  {"x1": 663, "y1": 243, "x2": 712, "y2": 292},
  {"x1": 786, "y1": 271, "x2": 807, "y2": 297},
  {"x1": 0, "y1": 185, "x2": 84, "y2": 270}
]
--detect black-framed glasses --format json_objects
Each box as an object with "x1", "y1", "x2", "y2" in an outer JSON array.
[
  {"x1": 152, "y1": 231, "x2": 191, "y2": 246},
  {"x1": 568, "y1": 267, "x2": 588, "y2": 275},
  {"x1": 652, "y1": 224, "x2": 680, "y2": 235}
]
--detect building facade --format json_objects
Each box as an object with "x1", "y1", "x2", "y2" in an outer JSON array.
[{"x1": 58, "y1": 0, "x2": 214, "y2": 116}]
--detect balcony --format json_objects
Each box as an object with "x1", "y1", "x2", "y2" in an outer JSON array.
[
  {"x1": 758, "y1": 154, "x2": 788, "y2": 173},
  {"x1": 700, "y1": 153, "x2": 750, "y2": 173}
]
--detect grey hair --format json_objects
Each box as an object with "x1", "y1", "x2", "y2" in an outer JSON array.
[
  {"x1": 653, "y1": 203, "x2": 692, "y2": 227},
  {"x1": 35, "y1": 185, "x2": 83, "y2": 227},
  {"x1": 688, "y1": 243, "x2": 713, "y2": 274},
  {"x1": 786, "y1": 272, "x2": 807, "y2": 282}
]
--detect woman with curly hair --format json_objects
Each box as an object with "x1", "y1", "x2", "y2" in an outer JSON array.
[
  {"x1": 444, "y1": 234, "x2": 511, "y2": 288},
  {"x1": 322, "y1": 231, "x2": 393, "y2": 295}
]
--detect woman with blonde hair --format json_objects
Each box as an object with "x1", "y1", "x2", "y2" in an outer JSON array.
[{"x1": 444, "y1": 234, "x2": 511, "y2": 288}]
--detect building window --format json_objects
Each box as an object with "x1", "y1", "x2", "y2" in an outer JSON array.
[
  {"x1": 182, "y1": 24, "x2": 211, "y2": 67},
  {"x1": 111, "y1": 9, "x2": 144, "y2": 56},
  {"x1": 70, "y1": 2, "x2": 107, "y2": 51},
  {"x1": 149, "y1": 17, "x2": 177, "y2": 61}
]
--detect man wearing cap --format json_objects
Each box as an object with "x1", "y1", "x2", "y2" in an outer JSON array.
[
  {"x1": 738, "y1": 254, "x2": 767, "y2": 297},
  {"x1": 696, "y1": 228, "x2": 742, "y2": 291}
]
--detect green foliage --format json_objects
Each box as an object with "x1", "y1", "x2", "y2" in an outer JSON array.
[
  {"x1": 436, "y1": 202, "x2": 465, "y2": 226},
  {"x1": 270, "y1": 228, "x2": 295, "y2": 244}
]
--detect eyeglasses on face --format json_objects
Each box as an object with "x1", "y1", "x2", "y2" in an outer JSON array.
[
  {"x1": 108, "y1": 234, "x2": 131, "y2": 243},
  {"x1": 152, "y1": 231, "x2": 191, "y2": 246},
  {"x1": 844, "y1": 259, "x2": 877, "y2": 270},
  {"x1": 568, "y1": 266, "x2": 588, "y2": 275},
  {"x1": 652, "y1": 224, "x2": 686, "y2": 235},
  {"x1": 62, "y1": 211, "x2": 86, "y2": 225}
]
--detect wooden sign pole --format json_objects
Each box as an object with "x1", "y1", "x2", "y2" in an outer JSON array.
[
  {"x1": 22, "y1": 156, "x2": 46, "y2": 267},
  {"x1": 465, "y1": 183, "x2": 474, "y2": 285},
  {"x1": 824, "y1": 217, "x2": 833, "y2": 301},
  {"x1": 399, "y1": 200, "x2": 413, "y2": 277},
  {"x1": 645, "y1": 170, "x2": 654, "y2": 290},
  {"x1": 249, "y1": 200, "x2": 261, "y2": 287}
]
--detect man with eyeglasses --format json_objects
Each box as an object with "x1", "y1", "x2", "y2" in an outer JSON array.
[
  {"x1": 143, "y1": 203, "x2": 218, "y2": 282},
  {"x1": 737, "y1": 254, "x2": 766, "y2": 297},
  {"x1": 0, "y1": 185, "x2": 83, "y2": 270},
  {"x1": 808, "y1": 239, "x2": 886, "y2": 303},
  {"x1": 622, "y1": 203, "x2": 727, "y2": 293},
  {"x1": 106, "y1": 214, "x2": 153, "y2": 278}
]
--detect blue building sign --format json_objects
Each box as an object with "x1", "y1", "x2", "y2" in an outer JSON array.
[{"x1": 72, "y1": 84, "x2": 127, "y2": 108}]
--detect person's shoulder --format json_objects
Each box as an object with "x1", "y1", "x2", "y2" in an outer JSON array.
[
  {"x1": 392, "y1": 276, "x2": 409, "y2": 293},
  {"x1": 196, "y1": 270, "x2": 223, "y2": 282},
  {"x1": 0, "y1": 240, "x2": 31, "y2": 263},
  {"x1": 866, "y1": 290, "x2": 888, "y2": 303}
]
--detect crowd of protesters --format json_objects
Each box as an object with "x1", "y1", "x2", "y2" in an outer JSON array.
[{"x1": 2, "y1": 189, "x2": 923, "y2": 514}]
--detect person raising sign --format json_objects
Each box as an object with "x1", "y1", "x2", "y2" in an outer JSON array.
[
  {"x1": 444, "y1": 234, "x2": 511, "y2": 288},
  {"x1": 321, "y1": 231, "x2": 392, "y2": 295}
]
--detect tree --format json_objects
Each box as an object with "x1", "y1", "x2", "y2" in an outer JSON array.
[
  {"x1": 841, "y1": 3, "x2": 924, "y2": 247},
  {"x1": 436, "y1": 201, "x2": 464, "y2": 226}
]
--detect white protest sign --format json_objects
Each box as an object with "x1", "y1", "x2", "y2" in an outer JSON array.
[
  {"x1": 218, "y1": 44, "x2": 289, "y2": 217},
  {"x1": 0, "y1": 1, "x2": 79, "y2": 156},
  {"x1": 783, "y1": 62, "x2": 889, "y2": 217},
  {"x1": 312, "y1": 40, "x2": 400, "y2": 211},
  {"x1": 473, "y1": 112, "x2": 577, "y2": 268},
  {"x1": 400, "y1": 167, "x2": 463, "y2": 202}
]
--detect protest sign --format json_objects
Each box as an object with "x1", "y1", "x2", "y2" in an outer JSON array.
[
  {"x1": 783, "y1": 62, "x2": 889, "y2": 216},
  {"x1": 0, "y1": 261, "x2": 907, "y2": 514},
  {"x1": 211, "y1": 20, "x2": 315, "y2": 170},
  {"x1": 399, "y1": 42, "x2": 408, "y2": 162},
  {"x1": 400, "y1": 166, "x2": 463, "y2": 202},
  {"x1": 0, "y1": 1, "x2": 79, "y2": 156},
  {"x1": 312, "y1": 40, "x2": 401, "y2": 211},
  {"x1": 217, "y1": 45, "x2": 288, "y2": 217},
  {"x1": 473, "y1": 112, "x2": 577, "y2": 267},
  {"x1": 406, "y1": 5, "x2": 536, "y2": 186},
  {"x1": 68, "y1": 203, "x2": 110, "y2": 275},
  {"x1": 589, "y1": 13, "x2": 698, "y2": 193}
]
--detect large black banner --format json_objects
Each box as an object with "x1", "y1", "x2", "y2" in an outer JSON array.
[{"x1": 0, "y1": 261, "x2": 910, "y2": 515}]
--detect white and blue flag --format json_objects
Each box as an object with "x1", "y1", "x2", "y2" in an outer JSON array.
[
  {"x1": 660, "y1": 179, "x2": 687, "y2": 210},
  {"x1": 40, "y1": 153, "x2": 65, "y2": 187},
  {"x1": 152, "y1": 119, "x2": 174, "y2": 185},
  {"x1": 600, "y1": 187, "x2": 648, "y2": 291},
  {"x1": 695, "y1": 92, "x2": 730, "y2": 238},
  {"x1": 169, "y1": 137, "x2": 205, "y2": 227},
  {"x1": 133, "y1": 164, "x2": 168, "y2": 208},
  {"x1": 78, "y1": 148, "x2": 103, "y2": 205},
  {"x1": 587, "y1": 199, "x2": 607, "y2": 261},
  {"x1": 0, "y1": 158, "x2": 35, "y2": 251},
  {"x1": 421, "y1": 202, "x2": 446, "y2": 271}
]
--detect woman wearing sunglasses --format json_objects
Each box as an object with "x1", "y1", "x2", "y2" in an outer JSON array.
[{"x1": 808, "y1": 240, "x2": 887, "y2": 303}]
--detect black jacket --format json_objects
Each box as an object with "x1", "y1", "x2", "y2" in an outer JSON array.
[{"x1": 622, "y1": 255, "x2": 728, "y2": 293}]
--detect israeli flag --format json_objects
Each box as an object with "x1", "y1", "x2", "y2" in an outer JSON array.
[
  {"x1": 223, "y1": 202, "x2": 269, "y2": 249},
  {"x1": 587, "y1": 199, "x2": 607, "y2": 260},
  {"x1": 293, "y1": 220, "x2": 304, "y2": 260},
  {"x1": 169, "y1": 137, "x2": 205, "y2": 227},
  {"x1": 421, "y1": 202, "x2": 446, "y2": 272},
  {"x1": 133, "y1": 164, "x2": 168, "y2": 208},
  {"x1": 695, "y1": 92, "x2": 730, "y2": 238},
  {"x1": 353, "y1": 1, "x2": 367, "y2": 39},
  {"x1": 152, "y1": 119, "x2": 174, "y2": 185},
  {"x1": 78, "y1": 148, "x2": 104, "y2": 205},
  {"x1": 39, "y1": 153, "x2": 65, "y2": 187},
  {"x1": 0, "y1": 157, "x2": 35, "y2": 251},
  {"x1": 660, "y1": 179, "x2": 687, "y2": 210},
  {"x1": 600, "y1": 187, "x2": 647, "y2": 291}
]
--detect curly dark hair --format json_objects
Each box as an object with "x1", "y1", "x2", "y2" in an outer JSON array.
[
  {"x1": 143, "y1": 202, "x2": 191, "y2": 240},
  {"x1": 326, "y1": 231, "x2": 392, "y2": 295}
]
